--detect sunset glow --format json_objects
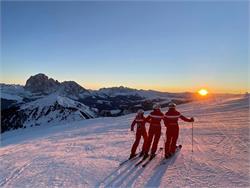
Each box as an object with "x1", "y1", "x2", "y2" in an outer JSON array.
[{"x1": 198, "y1": 89, "x2": 208, "y2": 96}]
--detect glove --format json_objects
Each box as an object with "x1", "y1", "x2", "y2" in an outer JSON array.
[{"x1": 190, "y1": 117, "x2": 194, "y2": 122}]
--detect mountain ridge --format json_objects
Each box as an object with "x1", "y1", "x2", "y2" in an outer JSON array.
[{"x1": 0, "y1": 73, "x2": 194, "y2": 133}]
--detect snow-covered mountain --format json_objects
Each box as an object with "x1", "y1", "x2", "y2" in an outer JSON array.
[
  {"x1": 0, "y1": 84, "x2": 31, "y2": 101},
  {"x1": 0, "y1": 84, "x2": 33, "y2": 110},
  {"x1": 1, "y1": 74, "x2": 90, "y2": 105},
  {"x1": 95, "y1": 86, "x2": 142, "y2": 97},
  {"x1": 93, "y1": 86, "x2": 192, "y2": 100},
  {"x1": 88, "y1": 86, "x2": 193, "y2": 115},
  {"x1": 1, "y1": 74, "x2": 194, "y2": 103},
  {"x1": 1, "y1": 74, "x2": 190, "y2": 105},
  {"x1": 1, "y1": 94, "x2": 96, "y2": 132},
  {"x1": 6, "y1": 73, "x2": 244, "y2": 135},
  {"x1": 1, "y1": 73, "x2": 193, "y2": 133},
  {"x1": 59, "y1": 81, "x2": 91, "y2": 99}
]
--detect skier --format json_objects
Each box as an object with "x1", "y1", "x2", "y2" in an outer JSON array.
[
  {"x1": 129, "y1": 109, "x2": 148, "y2": 159},
  {"x1": 143, "y1": 104, "x2": 164, "y2": 159},
  {"x1": 164, "y1": 102, "x2": 194, "y2": 158}
]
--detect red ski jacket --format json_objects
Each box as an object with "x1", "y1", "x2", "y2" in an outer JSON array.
[
  {"x1": 131, "y1": 115, "x2": 147, "y2": 131},
  {"x1": 164, "y1": 109, "x2": 193, "y2": 128},
  {"x1": 146, "y1": 110, "x2": 164, "y2": 126}
]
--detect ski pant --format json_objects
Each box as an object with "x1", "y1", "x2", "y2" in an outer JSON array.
[
  {"x1": 131, "y1": 128, "x2": 148, "y2": 155},
  {"x1": 165, "y1": 126, "x2": 179, "y2": 155},
  {"x1": 144, "y1": 125, "x2": 161, "y2": 155}
]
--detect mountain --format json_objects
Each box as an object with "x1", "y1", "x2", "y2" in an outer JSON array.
[
  {"x1": 1, "y1": 73, "x2": 193, "y2": 133},
  {"x1": 0, "y1": 84, "x2": 32, "y2": 110},
  {"x1": 1, "y1": 94, "x2": 96, "y2": 132},
  {"x1": 95, "y1": 86, "x2": 142, "y2": 97},
  {"x1": 95, "y1": 86, "x2": 193, "y2": 100},
  {"x1": 59, "y1": 81, "x2": 90, "y2": 99},
  {"x1": 24, "y1": 73, "x2": 90, "y2": 99},
  {"x1": 24, "y1": 73, "x2": 61, "y2": 94},
  {"x1": 87, "y1": 86, "x2": 193, "y2": 114}
]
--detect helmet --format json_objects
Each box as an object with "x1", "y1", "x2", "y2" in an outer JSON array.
[
  {"x1": 153, "y1": 103, "x2": 161, "y2": 110},
  {"x1": 137, "y1": 109, "x2": 144, "y2": 115},
  {"x1": 168, "y1": 102, "x2": 176, "y2": 109}
]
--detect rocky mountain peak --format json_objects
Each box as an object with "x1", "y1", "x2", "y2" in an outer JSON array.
[
  {"x1": 24, "y1": 73, "x2": 90, "y2": 99},
  {"x1": 24, "y1": 73, "x2": 60, "y2": 94},
  {"x1": 60, "y1": 81, "x2": 90, "y2": 97}
]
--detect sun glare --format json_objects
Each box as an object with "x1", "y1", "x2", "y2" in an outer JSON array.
[{"x1": 198, "y1": 89, "x2": 208, "y2": 96}]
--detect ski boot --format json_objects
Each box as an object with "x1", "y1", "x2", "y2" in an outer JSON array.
[
  {"x1": 165, "y1": 153, "x2": 172, "y2": 159},
  {"x1": 143, "y1": 153, "x2": 149, "y2": 160},
  {"x1": 150, "y1": 153, "x2": 156, "y2": 160},
  {"x1": 139, "y1": 151, "x2": 144, "y2": 157},
  {"x1": 129, "y1": 153, "x2": 136, "y2": 160}
]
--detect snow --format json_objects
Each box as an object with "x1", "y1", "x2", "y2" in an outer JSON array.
[
  {"x1": 0, "y1": 93, "x2": 23, "y2": 101},
  {"x1": 17, "y1": 94, "x2": 96, "y2": 128},
  {"x1": 0, "y1": 84, "x2": 32, "y2": 102},
  {"x1": 0, "y1": 95, "x2": 249, "y2": 187},
  {"x1": 96, "y1": 100, "x2": 111, "y2": 105},
  {"x1": 21, "y1": 94, "x2": 93, "y2": 113},
  {"x1": 110, "y1": 110, "x2": 121, "y2": 115}
]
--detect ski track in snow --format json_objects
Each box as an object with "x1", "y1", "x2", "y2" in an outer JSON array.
[{"x1": 0, "y1": 96, "x2": 249, "y2": 187}]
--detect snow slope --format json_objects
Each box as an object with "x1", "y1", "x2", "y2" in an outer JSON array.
[
  {"x1": 0, "y1": 95, "x2": 249, "y2": 187},
  {"x1": 0, "y1": 84, "x2": 32, "y2": 102},
  {"x1": 1, "y1": 94, "x2": 97, "y2": 133},
  {"x1": 20, "y1": 94, "x2": 97, "y2": 127}
]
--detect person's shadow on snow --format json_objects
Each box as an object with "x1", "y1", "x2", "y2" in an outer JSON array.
[
  {"x1": 117, "y1": 163, "x2": 147, "y2": 187},
  {"x1": 103, "y1": 157, "x2": 142, "y2": 187},
  {"x1": 144, "y1": 152, "x2": 181, "y2": 187}
]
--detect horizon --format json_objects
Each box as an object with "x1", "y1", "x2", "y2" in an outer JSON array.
[
  {"x1": 1, "y1": 1, "x2": 249, "y2": 94},
  {"x1": 0, "y1": 72, "x2": 247, "y2": 95}
]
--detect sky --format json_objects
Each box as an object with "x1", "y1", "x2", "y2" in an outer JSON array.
[{"x1": 1, "y1": 1, "x2": 249, "y2": 93}]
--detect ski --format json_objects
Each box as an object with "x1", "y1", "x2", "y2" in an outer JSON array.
[
  {"x1": 119, "y1": 153, "x2": 140, "y2": 166},
  {"x1": 142, "y1": 154, "x2": 157, "y2": 168},
  {"x1": 134, "y1": 156, "x2": 148, "y2": 167}
]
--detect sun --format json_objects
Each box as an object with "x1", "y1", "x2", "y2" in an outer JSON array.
[{"x1": 198, "y1": 89, "x2": 208, "y2": 96}]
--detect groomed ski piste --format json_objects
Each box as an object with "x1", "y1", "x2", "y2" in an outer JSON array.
[{"x1": 1, "y1": 95, "x2": 249, "y2": 187}]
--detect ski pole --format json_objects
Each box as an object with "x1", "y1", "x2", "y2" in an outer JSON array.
[{"x1": 192, "y1": 122, "x2": 194, "y2": 152}]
